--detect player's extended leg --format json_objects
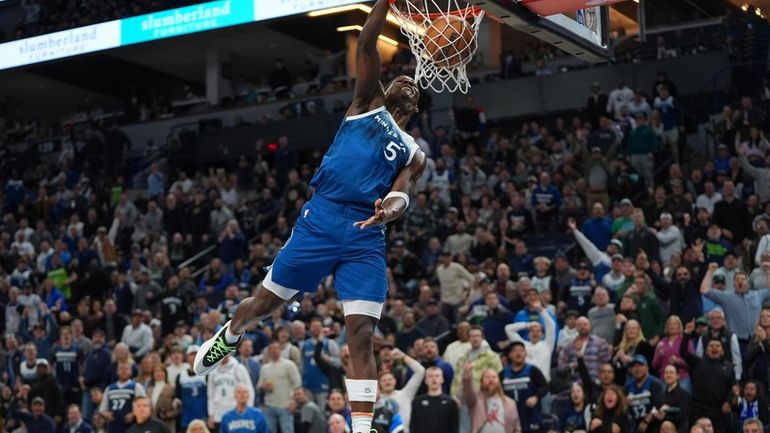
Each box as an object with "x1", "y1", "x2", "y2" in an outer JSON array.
[
  {"x1": 344, "y1": 311, "x2": 379, "y2": 433},
  {"x1": 193, "y1": 284, "x2": 287, "y2": 375}
]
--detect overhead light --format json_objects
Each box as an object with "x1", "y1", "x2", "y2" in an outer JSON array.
[
  {"x1": 336, "y1": 25, "x2": 363, "y2": 32},
  {"x1": 741, "y1": 4, "x2": 749, "y2": 12},
  {"x1": 309, "y1": 3, "x2": 424, "y2": 35},
  {"x1": 632, "y1": 0, "x2": 639, "y2": 3},
  {"x1": 757, "y1": 7, "x2": 762, "y2": 15},
  {"x1": 308, "y1": 4, "x2": 369, "y2": 16},
  {"x1": 336, "y1": 25, "x2": 399, "y2": 46}
]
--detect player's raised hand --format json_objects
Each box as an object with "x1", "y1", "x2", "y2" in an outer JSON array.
[{"x1": 354, "y1": 198, "x2": 387, "y2": 229}]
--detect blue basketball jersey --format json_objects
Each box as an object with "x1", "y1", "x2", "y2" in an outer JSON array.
[
  {"x1": 106, "y1": 381, "x2": 138, "y2": 433},
  {"x1": 178, "y1": 370, "x2": 208, "y2": 428},
  {"x1": 52, "y1": 344, "x2": 80, "y2": 392},
  {"x1": 310, "y1": 106, "x2": 418, "y2": 212}
]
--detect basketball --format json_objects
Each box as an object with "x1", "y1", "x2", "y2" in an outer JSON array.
[{"x1": 423, "y1": 14, "x2": 476, "y2": 68}]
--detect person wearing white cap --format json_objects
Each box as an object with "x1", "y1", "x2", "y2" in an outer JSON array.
[{"x1": 174, "y1": 345, "x2": 209, "y2": 431}]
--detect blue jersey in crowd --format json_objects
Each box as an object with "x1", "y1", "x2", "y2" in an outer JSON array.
[
  {"x1": 220, "y1": 407, "x2": 269, "y2": 433},
  {"x1": 502, "y1": 363, "x2": 542, "y2": 433},
  {"x1": 52, "y1": 344, "x2": 80, "y2": 392},
  {"x1": 302, "y1": 339, "x2": 330, "y2": 393},
  {"x1": 565, "y1": 278, "x2": 594, "y2": 316},
  {"x1": 105, "y1": 381, "x2": 139, "y2": 433},
  {"x1": 310, "y1": 106, "x2": 418, "y2": 212},
  {"x1": 177, "y1": 370, "x2": 207, "y2": 428},
  {"x1": 626, "y1": 375, "x2": 663, "y2": 425}
]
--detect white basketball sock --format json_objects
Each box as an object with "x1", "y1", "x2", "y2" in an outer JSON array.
[
  {"x1": 351, "y1": 412, "x2": 373, "y2": 433},
  {"x1": 224, "y1": 326, "x2": 241, "y2": 344}
]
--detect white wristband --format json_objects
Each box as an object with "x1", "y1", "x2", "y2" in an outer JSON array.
[{"x1": 384, "y1": 191, "x2": 410, "y2": 209}]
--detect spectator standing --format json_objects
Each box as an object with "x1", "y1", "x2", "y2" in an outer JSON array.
[
  {"x1": 589, "y1": 385, "x2": 631, "y2": 433},
  {"x1": 501, "y1": 342, "x2": 548, "y2": 433},
  {"x1": 31, "y1": 359, "x2": 64, "y2": 424},
  {"x1": 207, "y1": 356, "x2": 253, "y2": 431},
  {"x1": 411, "y1": 367, "x2": 459, "y2": 433},
  {"x1": 624, "y1": 355, "x2": 664, "y2": 433},
  {"x1": 451, "y1": 326, "x2": 503, "y2": 397},
  {"x1": 607, "y1": 79, "x2": 634, "y2": 120},
  {"x1": 301, "y1": 318, "x2": 339, "y2": 405},
  {"x1": 504, "y1": 301, "x2": 556, "y2": 381},
  {"x1": 380, "y1": 349, "x2": 426, "y2": 422},
  {"x1": 655, "y1": 365, "x2": 690, "y2": 433},
  {"x1": 146, "y1": 365, "x2": 178, "y2": 432},
  {"x1": 121, "y1": 310, "x2": 154, "y2": 360},
  {"x1": 462, "y1": 361, "x2": 521, "y2": 433},
  {"x1": 680, "y1": 321, "x2": 737, "y2": 433},
  {"x1": 12, "y1": 396, "x2": 56, "y2": 433},
  {"x1": 219, "y1": 384, "x2": 269, "y2": 433},
  {"x1": 100, "y1": 361, "x2": 146, "y2": 433},
  {"x1": 627, "y1": 113, "x2": 658, "y2": 187},
  {"x1": 531, "y1": 172, "x2": 562, "y2": 233},
  {"x1": 63, "y1": 404, "x2": 93, "y2": 433},
  {"x1": 174, "y1": 346, "x2": 208, "y2": 431},
  {"x1": 292, "y1": 387, "x2": 326, "y2": 433},
  {"x1": 52, "y1": 326, "x2": 82, "y2": 407},
  {"x1": 436, "y1": 252, "x2": 475, "y2": 323},
  {"x1": 558, "y1": 317, "x2": 611, "y2": 381},
  {"x1": 258, "y1": 341, "x2": 301, "y2": 433},
  {"x1": 654, "y1": 86, "x2": 680, "y2": 162},
  {"x1": 586, "y1": 83, "x2": 609, "y2": 127},
  {"x1": 83, "y1": 329, "x2": 112, "y2": 421},
  {"x1": 126, "y1": 396, "x2": 171, "y2": 433}
]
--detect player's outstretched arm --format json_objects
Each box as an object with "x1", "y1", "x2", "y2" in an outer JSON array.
[
  {"x1": 347, "y1": 0, "x2": 390, "y2": 117},
  {"x1": 354, "y1": 150, "x2": 427, "y2": 228}
]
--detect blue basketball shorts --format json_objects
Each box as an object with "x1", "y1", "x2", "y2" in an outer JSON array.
[{"x1": 262, "y1": 194, "x2": 388, "y2": 306}]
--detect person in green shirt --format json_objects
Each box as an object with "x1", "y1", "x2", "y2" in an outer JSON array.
[
  {"x1": 627, "y1": 112, "x2": 659, "y2": 189},
  {"x1": 46, "y1": 255, "x2": 77, "y2": 301},
  {"x1": 616, "y1": 272, "x2": 664, "y2": 345},
  {"x1": 611, "y1": 199, "x2": 635, "y2": 236}
]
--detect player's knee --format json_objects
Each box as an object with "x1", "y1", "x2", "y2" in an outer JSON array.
[{"x1": 347, "y1": 321, "x2": 374, "y2": 348}]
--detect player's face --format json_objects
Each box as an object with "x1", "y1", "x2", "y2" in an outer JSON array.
[{"x1": 385, "y1": 76, "x2": 419, "y2": 116}]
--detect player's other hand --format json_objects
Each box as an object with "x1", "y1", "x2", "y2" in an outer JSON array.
[{"x1": 354, "y1": 198, "x2": 387, "y2": 229}]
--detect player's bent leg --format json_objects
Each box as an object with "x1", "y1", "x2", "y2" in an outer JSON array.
[
  {"x1": 343, "y1": 300, "x2": 383, "y2": 433},
  {"x1": 194, "y1": 271, "x2": 298, "y2": 376}
]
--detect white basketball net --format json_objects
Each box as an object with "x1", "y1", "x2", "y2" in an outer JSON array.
[{"x1": 389, "y1": 0, "x2": 484, "y2": 93}]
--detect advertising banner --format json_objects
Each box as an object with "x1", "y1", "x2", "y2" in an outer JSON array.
[
  {"x1": 0, "y1": 21, "x2": 120, "y2": 70},
  {"x1": 121, "y1": 0, "x2": 254, "y2": 45}
]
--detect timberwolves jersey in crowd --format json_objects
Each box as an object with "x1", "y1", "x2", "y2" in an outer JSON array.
[
  {"x1": 104, "y1": 380, "x2": 145, "y2": 433},
  {"x1": 176, "y1": 369, "x2": 208, "y2": 429}
]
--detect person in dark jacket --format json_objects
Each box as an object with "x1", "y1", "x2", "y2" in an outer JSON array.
[
  {"x1": 83, "y1": 329, "x2": 111, "y2": 420},
  {"x1": 314, "y1": 339, "x2": 345, "y2": 393},
  {"x1": 654, "y1": 365, "x2": 690, "y2": 433},
  {"x1": 13, "y1": 396, "x2": 56, "y2": 433},
  {"x1": 589, "y1": 384, "x2": 632, "y2": 433},
  {"x1": 624, "y1": 209, "x2": 660, "y2": 262},
  {"x1": 732, "y1": 381, "x2": 770, "y2": 432},
  {"x1": 126, "y1": 396, "x2": 171, "y2": 433},
  {"x1": 680, "y1": 321, "x2": 736, "y2": 433},
  {"x1": 61, "y1": 404, "x2": 93, "y2": 433},
  {"x1": 30, "y1": 359, "x2": 64, "y2": 424},
  {"x1": 149, "y1": 275, "x2": 189, "y2": 337}
]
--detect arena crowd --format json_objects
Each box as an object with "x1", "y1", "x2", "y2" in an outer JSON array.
[{"x1": 1, "y1": 62, "x2": 770, "y2": 433}]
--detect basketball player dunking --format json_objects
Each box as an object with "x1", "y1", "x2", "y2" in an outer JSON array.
[{"x1": 193, "y1": 1, "x2": 426, "y2": 432}]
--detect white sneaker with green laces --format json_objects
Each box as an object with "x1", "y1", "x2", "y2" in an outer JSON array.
[{"x1": 193, "y1": 320, "x2": 241, "y2": 375}]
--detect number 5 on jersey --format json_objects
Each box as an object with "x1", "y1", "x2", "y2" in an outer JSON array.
[{"x1": 384, "y1": 141, "x2": 406, "y2": 161}]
